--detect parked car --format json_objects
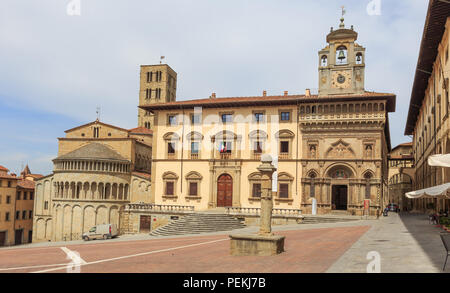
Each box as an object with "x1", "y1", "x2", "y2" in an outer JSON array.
[
  {"x1": 82, "y1": 224, "x2": 118, "y2": 241},
  {"x1": 387, "y1": 203, "x2": 400, "y2": 213}
]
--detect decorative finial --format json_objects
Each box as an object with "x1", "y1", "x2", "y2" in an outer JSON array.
[
  {"x1": 340, "y1": 5, "x2": 346, "y2": 28},
  {"x1": 96, "y1": 106, "x2": 100, "y2": 121}
]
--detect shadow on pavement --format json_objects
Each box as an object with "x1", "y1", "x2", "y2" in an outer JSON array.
[{"x1": 399, "y1": 213, "x2": 449, "y2": 273}]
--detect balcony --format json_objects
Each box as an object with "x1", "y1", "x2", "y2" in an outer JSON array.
[
  {"x1": 190, "y1": 153, "x2": 199, "y2": 160},
  {"x1": 220, "y1": 153, "x2": 232, "y2": 160},
  {"x1": 279, "y1": 153, "x2": 290, "y2": 160},
  {"x1": 253, "y1": 153, "x2": 262, "y2": 160}
]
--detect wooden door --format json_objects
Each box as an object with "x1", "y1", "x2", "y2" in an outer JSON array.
[
  {"x1": 15, "y1": 229, "x2": 23, "y2": 245},
  {"x1": 217, "y1": 174, "x2": 233, "y2": 207},
  {"x1": 140, "y1": 216, "x2": 151, "y2": 233},
  {"x1": 0, "y1": 232, "x2": 6, "y2": 246}
]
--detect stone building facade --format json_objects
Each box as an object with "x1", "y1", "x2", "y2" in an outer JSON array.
[
  {"x1": 143, "y1": 18, "x2": 396, "y2": 217},
  {"x1": 32, "y1": 120, "x2": 152, "y2": 242},
  {"x1": 387, "y1": 143, "x2": 414, "y2": 211},
  {"x1": 405, "y1": 0, "x2": 450, "y2": 213}
]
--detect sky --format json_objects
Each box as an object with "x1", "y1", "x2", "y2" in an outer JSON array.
[{"x1": 0, "y1": 0, "x2": 429, "y2": 175}]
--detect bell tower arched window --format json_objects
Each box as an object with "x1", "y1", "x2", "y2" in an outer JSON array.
[
  {"x1": 336, "y1": 46, "x2": 348, "y2": 65},
  {"x1": 356, "y1": 52, "x2": 363, "y2": 64},
  {"x1": 321, "y1": 55, "x2": 328, "y2": 67}
]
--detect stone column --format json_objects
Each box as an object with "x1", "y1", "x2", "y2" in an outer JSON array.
[{"x1": 257, "y1": 155, "x2": 277, "y2": 236}]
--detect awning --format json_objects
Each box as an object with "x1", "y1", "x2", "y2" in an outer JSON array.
[
  {"x1": 428, "y1": 154, "x2": 450, "y2": 167},
  {"x1": 405, "y1": 183, "x2": 450, "y2": 199}
]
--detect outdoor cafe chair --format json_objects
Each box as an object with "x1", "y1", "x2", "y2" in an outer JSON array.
[{"x1": 440, "y1": 232, "x2": 450, "y2": 271}]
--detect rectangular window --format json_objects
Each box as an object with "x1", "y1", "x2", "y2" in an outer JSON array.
[
  {"x1": 280, "y1": 112, "x2": 291, "y2": 121},
  {"x1": 6, "y1": 196, "x2": 10, "y2": 204},
  {"x1": 15, "y1": 211, "x2": 20, "y2": 220},
  {"x1": 7, "y1": 181, "x2": 11, "y2": 188},
  {"x1": 168, "y1": 115, "x2": 177, "y2": 126},
  {"x1": 219, "y1": 141, "x2": 232, "y2": 153},
  {"x1": 221, "y1": 114, "x2": 233, "y2": 123},
  {"x1": 191, "y1": 142, "x2": 199, "y2": 154},
  {"x1": 44, "y1": 201, "x2": 48, "y2": 210},
  {"x1": 22, "y1": 211, "x2": 26, "y2": 220},
  {"x1": 280, "y1": 141, "x2": 289, "y2": 153},
  {"x1": 252, "y1": 183, "x2": 262, "y2": 198},
  {"x1": 254, "y1": 112, "x2": 264, "y2": 123},
  {"x1": 168, "y1": 142, "x2": 176, "y2": 154},
  {"x1": 254, "y1": 141, "x2": 263, "y2": 153},
  {"x1": 23, "y1": 192, "x2": 27, "y2": 200},
  {"x1": 16, "y1": 192, "x2": 21, "y2": 200},
  {"x1": 166, "y1": 182, "x2": 174, "y2": 196},
  {"x1": 279, "y1": 184, "x2": 289, "y2": 198},
  {"x1": 5, "y1": 212, "x2": 10, "y2": 221},
  {"x1": 29, "y1": 211, "x2": 33, "y2": 219},
  {"x1": 191, "y1": 114, "x2": 201, "y2": 125},
  {"x1": 189, "y1": 182, "x2": 198, "y2": 196}
]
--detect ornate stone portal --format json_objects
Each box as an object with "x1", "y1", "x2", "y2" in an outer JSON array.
[{"x1": 229, "y1": 155, "x2": 285, "y2": 256}]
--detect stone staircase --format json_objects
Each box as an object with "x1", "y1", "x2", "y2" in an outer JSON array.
[
  {"x1": 149, "y1": 213, "x2": 246, "y2": 236},
  {"x1": 301, "y1": 215, "x2": 360, "y2": 224}
]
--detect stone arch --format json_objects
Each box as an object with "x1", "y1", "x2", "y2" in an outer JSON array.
[
  {"x1": 213, "y1": 130, "x2": 237, "y2": 140},
  {"x1": 185, "y1": 171, "x2": 203, "y2": 180},
  {"x1": 249, "y1": 130, "x2": 268, "y2": 140},
  {"x1": 186, "y1": 131, "x2": 204, "y2": 141},
  {"x1": 96, "y1": 205, "x2": 108, "y2": 225},
  {"x1": 248, "y1": 172, "x2": 262, "y2": 180},
  {"x1": 325, "y1": 163, "x2": 356, "y2": 179},
  {"x1": 63, "y1": 204, "x2": 72, "y2": 240},
  {"x1": 307, "y1": 169, "x2": 319, "y2": 178},
  {"x1": 45, "y1": 218, "x2": 52, "y2": 239},
  {"x1": 109, "y1": 206, "x2": 119, "y2": 227},
  {"x1": 163, "y1": 171, "x2": 179, "y2": 180},
  {"x1": 275, "y1": 129, "x2": 295, "y2": 139},
  {"x1": 363, "y1": 170, "x2": 375, "y2": 179},
  {"x1": 71, "y1": 205, "x2": 82, "y2": 240},
  {"x1": 83, "y1": 205, "x2": 96, "y2": 233},
  {"x1": 163, "y1": 132, "x2": 180, "y2": 141},
  {"x1": 36, "y1": 218, "x2": 45, "y2": 240},
  {"x1": 55, "y1": 204, "x2": 63, "y2": 241}
]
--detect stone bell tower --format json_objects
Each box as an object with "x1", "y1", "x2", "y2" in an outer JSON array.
[
  {"x1": 138, "y1": 64, "x2": 177, "y2": 129},
  {"x1": 318, "y1": 16, "x2": 366, "y2": 96}
]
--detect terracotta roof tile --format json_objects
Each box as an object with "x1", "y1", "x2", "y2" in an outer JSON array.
[
  {"x1": 140, "y1": 92, "x2": 396, "y2": 111},
  {"x1": 129, "y1": 127, "x2": 153, "y2": 135},
  {"x1": 17, "y1": 179, "x2": 35, "y2": 189},
  {"x1": 132, "y1": 171, "x2": 151, "y2": 180},
  {"x1": 0, "y1": 165, "x2": 9, "y2": 172}
]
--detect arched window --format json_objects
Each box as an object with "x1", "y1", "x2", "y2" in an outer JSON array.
[
  {"x1": 356, "y1": 53, "x2": 363, "y2": 64},
  {"x1": 321, "y1": 55, "x2": 328, "y2": 67},
  {"x1": 336, "y1": 46, "x2": 348, "y2": 64}
]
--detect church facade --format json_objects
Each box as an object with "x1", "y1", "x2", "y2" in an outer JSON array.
[
  {"x1": 144, "y1": 18, "x2": 396, "y2": 216},
  {"x1": 32, "y1": 121, "x2": 152, "y2": 242}
]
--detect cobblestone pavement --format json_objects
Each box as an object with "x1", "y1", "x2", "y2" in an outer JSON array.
[
  {"x1": 327, "y1": 213, "x2": 450, "y2": 273},
  {"x1": 0, "y1": 213, "x2": 447, "y2": 273},
  {"x1": 0, "y1": 225, "x2": 369, "y2": 273}
]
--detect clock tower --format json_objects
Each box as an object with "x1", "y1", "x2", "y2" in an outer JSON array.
[{"x1": 318, "y1": 16, "x2": 365, "y2": 96}]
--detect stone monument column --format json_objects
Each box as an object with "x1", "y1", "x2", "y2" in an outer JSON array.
[{"x1": 257, "y1": 155, "x2": 276, "y2": 236}]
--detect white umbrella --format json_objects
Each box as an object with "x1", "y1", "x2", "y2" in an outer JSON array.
[
  {"x1": 405, "y1": 183, "x2": 450, "y2": 199},
  {"x1": 428, "y1": 154, "x2": 450, "y2": 167}
]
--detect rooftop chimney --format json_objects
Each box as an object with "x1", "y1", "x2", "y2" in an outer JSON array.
[
  {"x1": 305, "y1": 89, "x2": 311, "y2": 97},
  {"x1": 210, "y1": 93, "x2": 216, "y2": 99},
  {"x1": 263, "y1": 90, "x2": 267, "y2": 97},
  {"x1": 284, "y1": 91, "x2": 288, "y2": 96}
]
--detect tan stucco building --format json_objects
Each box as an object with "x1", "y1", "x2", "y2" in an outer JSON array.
[
  {"x1": 143, "y1": 18, "x2": 396, "y2": 217},
  {"x1": 0, "y1": 165, "x2": 38, "y2": 246},
  {"x1": 32, "y1": 120, "x2": 152, "y2": 242},
  {"x1": 405, "y1": 0, "x2": 450, "y2": 213}
]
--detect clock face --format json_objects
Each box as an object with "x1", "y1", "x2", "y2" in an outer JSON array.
[{"x1": 332, "y1": 71, "x2": 352, "y2": 89}]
